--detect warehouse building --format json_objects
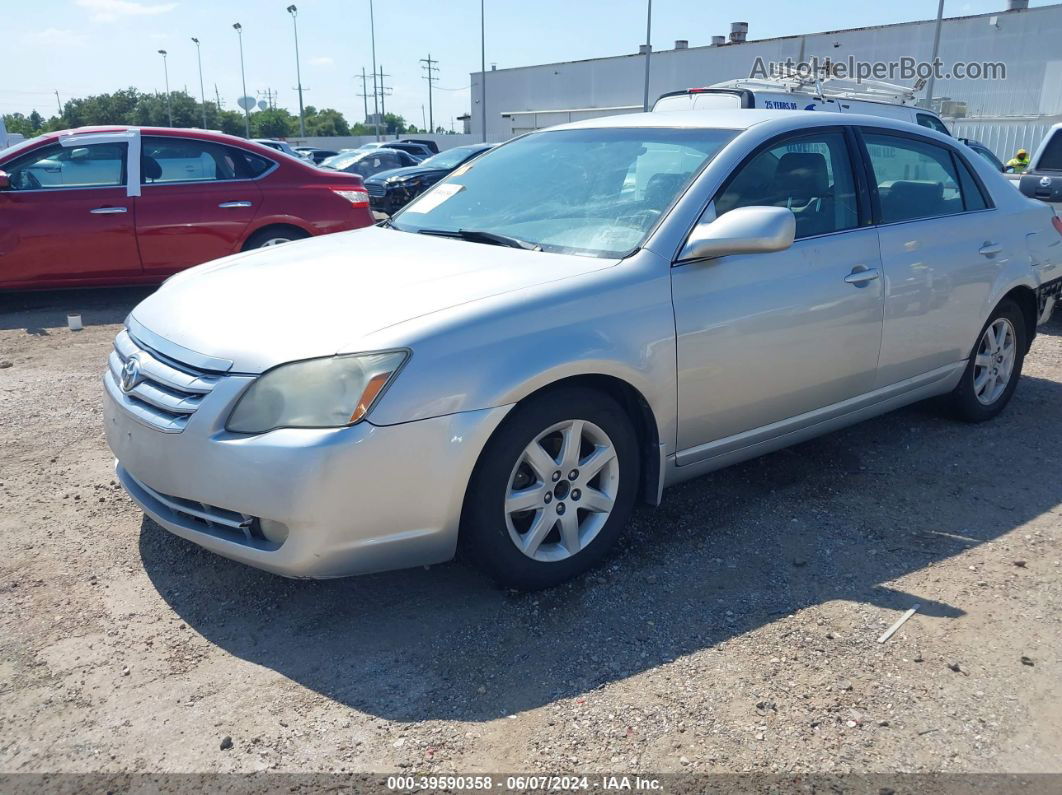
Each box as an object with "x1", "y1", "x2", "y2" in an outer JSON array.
[{"x1": 469, "y1": 1, "x2": 1062, "y2": 157}]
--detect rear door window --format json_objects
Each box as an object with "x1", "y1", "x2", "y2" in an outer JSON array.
[
  {"x1": 863, "y1": 132, "x2": 970, "y2": 223},
  {"x1": 141, "y1": 136, "x2": 267, "y2": 183}
]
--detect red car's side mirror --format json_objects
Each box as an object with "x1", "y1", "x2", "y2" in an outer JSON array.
[{"x1": 0, "y1": 170, "x2": 9, "y2": 190}]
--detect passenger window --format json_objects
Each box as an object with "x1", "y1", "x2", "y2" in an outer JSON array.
[
  {"x1": 864, "y1": 133, "x2": 967, "y2": 223},
  {"x1": 714, "y1": 131, "x2": 858, "y2": 239},
  {"x1": 5, "y1": 142, "x2": 127, "y2": 191},
  {"x1": 955, "y1": 156, "x2": 989, "y2": 211},
  {"x1": 141, "y1": 136, "x2": 248, "y2": 184},
  {"x1": 916, "y1": 114, "x2": 951, "y2": 136}
]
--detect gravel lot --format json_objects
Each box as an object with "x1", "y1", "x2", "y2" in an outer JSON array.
[{"x1": 1, "y1": 287, "x2": 1060, "y2": 776}]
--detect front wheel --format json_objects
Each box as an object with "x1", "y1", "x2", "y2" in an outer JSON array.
[
  {"x1": 461, "y1": 387, "x2": 639, "y2": 590},
  {"x1": 949, "y1": 299, "x2": 1026, "y2": 422}
]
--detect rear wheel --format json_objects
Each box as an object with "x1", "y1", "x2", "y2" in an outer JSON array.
[
  {"x1": 461, "y1": 387, "x2": 639, "y2": 590},
  {"x1": 949, "y1": 299, "x2": 1026, "y2": 422},
  {"x1": 242, "y1": 227, "x2": 309, "y2": 250}
]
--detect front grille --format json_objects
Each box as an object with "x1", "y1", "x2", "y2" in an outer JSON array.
[
  {"x1": 106, "y1": 329, "x2": 221, "y2": 433},
  {"x1": 365, "y1": 182, "x2": 386, "y2": 198}
]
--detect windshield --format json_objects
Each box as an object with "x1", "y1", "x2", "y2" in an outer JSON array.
[
  {"x1": 391, "y1": 127, "x2": 736, "y2": 258},
  {"x1": 419, "y1": 146, "x2": 485, "y2": 170}
]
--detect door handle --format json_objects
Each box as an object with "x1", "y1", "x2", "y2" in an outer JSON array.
[
  {"x1": 978, "y1": 242, "x2": 1003, "y2": 257},
  {"x1": 90, "y1": 206, "x2": 128, "y2": 214},
  {"x1": 218, "y1": 201, "x2": 253, "y2": 208},
  {"x1": 844, "y1": 267, "x2": 880, "y2": 285}
]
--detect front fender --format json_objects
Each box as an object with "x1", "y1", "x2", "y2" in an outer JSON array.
[{"x1": 366, "y1": 252, "x2": 679, "y2": 454}]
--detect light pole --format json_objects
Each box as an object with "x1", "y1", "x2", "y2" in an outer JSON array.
[
  {"x1": 924, "y1": 0, "x2": 945, "y2": 110},
  {"x1": 191, "y1": 37, "x2": 207, "y2": 128},
  {"x1": 480, "y1": 0, "x2": 486, "y2": 142},
  {"x1": 286, "y1": 5, "x2": 306, "y2": 137},
  {"x1": 233, "y1": 22, "x2": 250, "y2": 138},
  {"x1": 158, "y1": 49, "x2": 172, "y2": 126},
  {"x1": 641, "y1": 0, "x2": 652, "y2": 112},
  {"x1": 368, "y1": 0, "x2": 380, "y2": 140}
]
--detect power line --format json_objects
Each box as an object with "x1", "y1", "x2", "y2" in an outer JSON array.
[{"x1": 420, "y1": 53, "x2": 439, "y2": 132}]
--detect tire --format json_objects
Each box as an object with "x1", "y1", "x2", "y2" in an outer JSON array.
[
  {"x1": 242, "y1": 227, "x2": 309, "y2": 250},
  {"x1": 461, "y1": 387, "x2": 639, "y2": 590},
  {"x1": 949, "y1": 299, "x2": 1027, "y2": 422}
]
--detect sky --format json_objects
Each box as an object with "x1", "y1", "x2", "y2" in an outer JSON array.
[{"x1": 5, "y1": 0, "x2": 1056, "y2": 132}]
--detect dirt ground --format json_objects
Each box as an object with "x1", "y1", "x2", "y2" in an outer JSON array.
[{"x1": 1, "y1": 287, "x2": 1060, "y2": 777}]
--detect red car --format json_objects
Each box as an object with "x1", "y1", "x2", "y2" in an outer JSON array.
[{"x1": 0, "y1": 126, "x2": 373, "y2": 290}]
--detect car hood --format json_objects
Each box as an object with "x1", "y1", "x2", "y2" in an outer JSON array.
[
  {"x1": 364, "y1": 165, "x2": 445, "y2": 184},
  {"x1": 129, "y1": 226, "x2": 618, "y2": 373}
]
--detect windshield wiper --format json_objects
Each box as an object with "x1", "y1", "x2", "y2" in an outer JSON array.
[{"x1": 415, "y1": 227, "x2": 539, "y2": 251}]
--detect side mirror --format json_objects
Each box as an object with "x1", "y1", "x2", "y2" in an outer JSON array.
[
  {"x1": 678, "y1": 206, "x2": 796, "y2": 262},
  {"x1": 0, "y1": 171, "x2": 9, "y2": 190}
]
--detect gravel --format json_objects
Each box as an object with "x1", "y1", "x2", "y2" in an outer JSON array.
[{"x1": 1, "y1": 287, "x2": 1060, "y2": 774}]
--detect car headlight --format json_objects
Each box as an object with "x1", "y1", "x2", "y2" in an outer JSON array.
[
  {"x1": 388, "y1": 176, "x2": 420, "y2": 187},
  {"x1": 226, "y1": 351, "x2": 408, "y2": 433}
]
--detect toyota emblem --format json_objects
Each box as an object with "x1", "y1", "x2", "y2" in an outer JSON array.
[{"x1": 120, "y1": 354, "x2": 143, "y2": 393}]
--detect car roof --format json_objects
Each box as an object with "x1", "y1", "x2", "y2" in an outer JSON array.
[{"x1": 552, "y1": 109, "x2": 948, "y2": 140}]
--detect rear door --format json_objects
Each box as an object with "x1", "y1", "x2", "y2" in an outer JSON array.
[
  {"x1": 0, "y1": 139, "x2": 141, "y2": 288},
  {"x1": 134, "y1": 135, "x2": 268, "y2": 277},
  {"x1": 859, "y1": 128, "x2": 1003, "y2": 386}
]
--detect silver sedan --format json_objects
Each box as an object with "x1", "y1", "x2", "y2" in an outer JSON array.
[{"x1": 104, "y1": 110, "x2": 1062, "y2": 589}]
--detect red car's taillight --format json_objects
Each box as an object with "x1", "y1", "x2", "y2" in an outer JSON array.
[
  {"x1": 1053, "y1": 215, "x2": 1062, "y2": 238},
  {"x1": 328, "y1": 188, "x2": 370, "y2": 208}
]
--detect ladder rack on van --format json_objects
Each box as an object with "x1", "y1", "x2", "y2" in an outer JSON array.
[{"x1": 714, "y1": 74, "x2": 927, "y2": 107}]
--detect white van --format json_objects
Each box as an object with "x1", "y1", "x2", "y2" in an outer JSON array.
[{"x1": 653, "y1": 77, "x2": 953, "y2": 137}]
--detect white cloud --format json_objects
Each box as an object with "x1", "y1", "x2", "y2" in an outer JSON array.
[
  {"x1": 308, "y1": 56, "x2": 335, "y2": 67},
  {"x1": 28, "y1": 27, "x2": 89, "y2": 47},
  {"x1": 76, "y1": 0, "x2": 179, "y2": 22}
]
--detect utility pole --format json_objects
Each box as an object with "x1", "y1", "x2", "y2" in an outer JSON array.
[
  {"x1": 420, "y1": 53, "x2": 439, "y2": 132},
  {"x1": 924, "y1": 0, "x2": 945, "y2": 110},
  {"x1": 377, "y1": 66, "x2": 392, "y2": 133},
  {"x1": 158, "y1": 50, "x2": 173, "y2": 126},
  {"x1": 191, "y1": 37, "x2": 207, "y2": 128},
  {"x1": 480, "y1": 0, "x2": 486, "y2": 142},
  {"x1": 286, "y1": 5, "x2": 306, "y2": 136},
  {"x1": 357, "y1": 67, "x2": 371, "y2": 123},
  {"x1": 55, "y1": 90, "x2": 62, "y2": 116},
  {"x1": 215, "y1": 84, "x2": 223, "y2": 110},
  {"x1": 421, "y1": 104, "x2": 427, "y2": 132},
  {"x1": 233, "y1": 22, "x2": 250, "y2": 137},
  {"x1": 368, "y1": 0, "x2": 380, "y2": 140},
  {"x1": 641, "y1": 0, "x2": 652, "y2": 112}
]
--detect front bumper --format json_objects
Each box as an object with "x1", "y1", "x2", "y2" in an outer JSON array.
[{"x1": 104, "y1": 369, "x2": 510, "y2": 578}]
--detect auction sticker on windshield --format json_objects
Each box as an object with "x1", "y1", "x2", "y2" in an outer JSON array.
[{"x1": 405, "y1": 183, "x2": 464, "y2": 213}]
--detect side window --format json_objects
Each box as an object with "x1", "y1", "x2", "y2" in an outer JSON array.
[
  {"x1": 955, "y1": 156, "x2": 990, "y2": 211},
  {"x1": 714, "y1": 131, "x2": 859, "y2": 239},
  {"x1": 141, "y1": 136, "x2": 246, "y2": 184},
  {"x1": 5, "y1": 142, "x2": 126, "y2": 191},
  {"x1": 863, "y1": 133, "x2": 965, "y2": 223},
  {"x1": 234, "y1": 148, "x2": 273, "y2": 177},
  {"x1": 970, "y1": 144, "x2": 1005, "y2": 173},
  {"x1": 916, "y1": 113, "x2": 951, "y2": 136}
]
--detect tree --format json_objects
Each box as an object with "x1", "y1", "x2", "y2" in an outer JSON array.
[
  {"x1": 382, "y1": 113, "x2": 408, "y2": 135},
  {"x1": 250, "y1": 108, "x2": 297, "y2": 139},
  {"x1": 304, "y1": 108, "x2": 349, "y2": 137}
]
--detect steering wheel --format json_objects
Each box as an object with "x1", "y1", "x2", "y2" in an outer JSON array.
[{"x1": 617, "y1": 208, "x2": 662, "y2": 227}]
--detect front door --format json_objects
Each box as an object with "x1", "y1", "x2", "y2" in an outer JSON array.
[
  {"x1": 672, "y1": 128, "x2": 885, "y2": 457},
  {"x1": 0, "y1": 141, "x2": 141, "y2": 288}
]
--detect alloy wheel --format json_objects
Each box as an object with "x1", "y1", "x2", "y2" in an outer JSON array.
[
  {"x1": 504, "y1": 419, "x2": 620, "y2": 562},
  {"x1": 973, "y1": 317, "x2": 1017, "y2": 406}
]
